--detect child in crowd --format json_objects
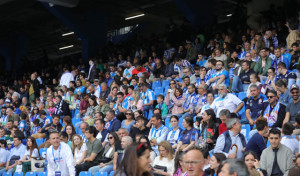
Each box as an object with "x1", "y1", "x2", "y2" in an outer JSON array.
[
  {"x1": 155, "y1": 95, "x2": 168, "y2": 116},
  {"x1": 281, "y1": 122, "x2": 299, "y2": 158},
  {"x1": 70, "y1": 94, "x2": 80, "y2": 111},
  {"x1": 18, "y1": 113, "x2": 27, "y2": 137},
  {"x1": 31, "y1": 119, "x2": 41, "y2": 135},
  {"x1": 109, "y1": 100, "x2": 115, "y2": 110}
]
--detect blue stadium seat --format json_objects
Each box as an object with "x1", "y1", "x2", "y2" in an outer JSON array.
[
  {"x1": 241, "y1": 124, "x2": 250, "y2": 140},
  {"x1": 238, "y1": 92, "x2": 247, "y2": 100},
  {"x1": 148, "y1": 110, "x2": 153, "y2": 120},
  {"x1": 79, "y1": 172, "x2": 92, "y2": 176},
  {"x1": 13, "y1": 172, "x2": 24, "y2": 176},
  {"x1": 162, "y1": 79, "x2": 171, "y2": 89},
  {"x1": 25, "y1": 172, "x2": 36, "y2": 176},
  {"x1": 165, "y1": 118, "x2": 172, "y2": 130},
  {"x1": 109, "y1": 171, "x2": 115, "y2": 176},
  {"x1": 95, "y1": 172, "x2": 108, "y2": 176},
  {"x1": 36, "y1": 138, "x2": 44, "y2": 147},
  {"x1": 154, "y1": 87, "x2": 164, "y2": 97},
  {"x1": 152, "y1": 80, "x2": 161, "y2": 90},
  {"x1": 39, "y1": 148, "x2": 47, "y2": 159},
  {"x1": 37, "y1": 172, "x2": 47, "y2": 176},
  {"x1": 3, "y1": 172, "x2": 12, "y2": 176},
  {"x1": 178, "y1": 117, "x2": 185, "y2": 130}
]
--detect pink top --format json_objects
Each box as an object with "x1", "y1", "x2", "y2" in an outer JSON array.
[{"x1": 165, "y1": 93, "x2": 185, "y2": 115}]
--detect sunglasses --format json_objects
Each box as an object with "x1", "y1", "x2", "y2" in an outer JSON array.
[
  {"x1": 267, "y1": 96, "x2": 275, "y2": 99},
  {"x1": 125, "y1": 113, "x2": 132, "y2": 115},
  {"x1": 291, "y1": 91, "x2": 299, "y2": 94},
  {"x1": 107, "y1": 137, "x2": 113, "y2": 140}
]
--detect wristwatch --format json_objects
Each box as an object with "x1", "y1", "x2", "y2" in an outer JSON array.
[{"x1": 256, "y1": 168, "x2": 262, "y2": 172}]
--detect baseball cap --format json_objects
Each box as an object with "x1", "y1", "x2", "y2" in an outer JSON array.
[{"x1": 290, "y1": 84, "x2": 299, "y2": 92}]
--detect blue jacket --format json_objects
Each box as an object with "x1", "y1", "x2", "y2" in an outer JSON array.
[{"x1": 223, "y1": 131, "x2": 247, "y2": 153}]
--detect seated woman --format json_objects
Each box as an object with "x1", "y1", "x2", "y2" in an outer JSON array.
[
  {"x1": 243, "y1": 151, "x2": 264, "y2": 176},
  {"x1": 97, "y1": 96, "x2": 110, "y2": 115},
  {"x1": 16, "y1": 137, "x2": 39, "y2": 173},
  {"x1": 199, "y1": 109, "x2": 219, "y2": 150},
  {"x1": 176, "y1": 116, "x2": 199, "y2": 152},
  {"x1": 89, "y1": 132, "x2": 121, "y2": 175},
  {"x1": 163, "y1": 88, "x2": 185, "y2": 120},
  {"x1": 65, "y1": 124, "x2": 76, "y2": 148},
  {"x1": 173, "y1": 151, "x2": 186, "y2": 176},
  {"x1": 261, "y1": 68, "x2": 276, "y2": 94},
  {"x1": 152, "y1": 141, "x2": 175, "y2": 176},
  {"x1": 84, "y1": 95, "x2": 99, "y2": 125},
  {"x1": 246, "y1": 73, "x2": 261, "y2": 98},
  {"x1": 139, "y1": 135, "x2": 157, "y2": 165},
  {"x1": 72, "y1": 134, "x2": 87, "y2": 166},
  {"x1": 208, "y1": 153, "x2": 226, "y2": 176},
  {"x1": 130, "y1": 90, "x2": 143, "y2": 111},
  {"x1": 166, "y1": 115, "x2": 182, "y2": 149},
  {"x1": 121, "y1": 110, "x2": 135, "y2": 132}
]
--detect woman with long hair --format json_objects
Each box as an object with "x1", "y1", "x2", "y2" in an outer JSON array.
[
  {"x1": 199, "y1": 109, "x2": 219, "y2": 150},
  {"x1": 84, "y1": 95, "x2": 99, "y2": 125},
  {"x1": 243, "y1": 151, "x2": 263, "y2": 176},
  {"x1": 152, "y1": 141, "x2": 175, "y2": 176},
  {"x1": 166, "y1": 115, "x2": 181, "y2": 149},
  {"x1": 176, "y1": 116, "x2": 198, "y2": 152},
  {"x1": 29, "y1": 107, "x2": 39, "y2": 122},
  {"x1": 72, "y1": 134, "x2": 87, "y2": 166},
  {"x1": 89, "y1": 132, "x2": 121, "y2": 175},
  {"x1": 130, "y1": 90, "x2": 143, "y2": 111},
  {"x1": 139, "y1": 135, "x2": 157, "y2": 165},
  {"x1": 164, "y1": 88, "x2": 185, "y2": 119},
  {"x1": 209, "y1": 153, "x2": 226, "y2": 176},
  {"x1": 97, "y1": 96, "x2": 110, "y2": 115},
  {"x1": 65, "y1": 124, "x2": 76, "y2": 142},
  {"x1": 17, "y1": 136, "x2": 39, "y2": 172},
  {"x1": 173, "y1": 151, "x2": 186, "y2": 176},
  {"x1": 61, "y1": 115, "x2": 72, "y2": 132}
]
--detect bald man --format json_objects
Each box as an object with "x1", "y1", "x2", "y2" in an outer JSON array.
[{"x1": 184, "y1": 146, "x2": 208, "y2": 176}]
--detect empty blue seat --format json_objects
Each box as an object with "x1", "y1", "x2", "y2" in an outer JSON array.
[
  {"x1": 241, "y1": 124, "x2": 250, "y2": 140},
  {"x1": 162, "y1": 79, "x2": 171, "y2": 89},
  {"x1": 154, "y1": 87, "x2": 164, "y2": 97},
  {"x1": 37, "y1": 172, "x2": 47, "y2": 176},
  {"x1": 25, "y1": 172, "x2": 36, "y2": 176},
  {"x1": 39, "y1": 148, "x2": 47, "y2": 159},
  {"x1": 79, "y1": 172, "x2": 92, "y2": 176},
  {"x1": 3, "y1": 172, "x2": 12, "y2": 176},
  {"x1": 95, "y1": 172, "x2": 108, "y2": 176},
  {"x1": 238, "y1": 92, "x2": 247, "y2": 100},
  {"x1": 36, "y1": 138, "x2": 44, "y2": 147},
  {"x1": 152, "y1": 80, "x2": 161, "y2": 90},
  {"x1": 165, "y1": 118, "x2": 173, "y2": 130},
  {"x1": 13, "y1": 172, "x2": 24, "y2": 176},
  {"x1": 178, "y1": 117, "x2": 185, "y2": 130}
]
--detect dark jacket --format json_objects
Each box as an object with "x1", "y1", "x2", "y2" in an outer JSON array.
[
  {"x1": 109, "y1": 118, "x2": 121, "y2": 132},
  {"x1": 164, "y1": 62, "x2": 175, "y2": 78},
  {"x1": 41, "y1": 123, "x2": 63, "y2": 140},
  {"x1": 54, "y1": 100, "x2": 71, "y2": 116},
  {"x1": 99, "y1": 129, "x2": 109, "y2": 143},
  {"x1": 89, "y1": 65, "x2": 98, "y2": 82},
  {"x1": 30, "y1": 79, "x2": 40, "y2": 97}
]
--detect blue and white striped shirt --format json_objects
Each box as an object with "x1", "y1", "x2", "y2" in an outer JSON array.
[
  {"x1": 140, "y1": 89, "x2": 155, "y2": 105},
  {"x1": 113, "y1": 101, "x2": 131, "y2": 114}
]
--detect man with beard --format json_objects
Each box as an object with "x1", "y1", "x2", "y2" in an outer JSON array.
[
  {"x1": 123, "y1": 61, "x2": 135, "y2": 80},
  {"x1": 207, "y1": 60, "x2": 229, "y2": 92},
  {"x1": 210, "y1": 84, "x2": 244, "y2": 118},
  {"x1": 283, "y1": 84, "x2": 300, "y2": 126}
]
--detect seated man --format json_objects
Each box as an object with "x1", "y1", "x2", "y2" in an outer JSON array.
[
  {"x1": 231, "y1": 60, "x2": 255, "y2": 92},
  {"x1": 260, "y1": 128, "x2": 293, "y2": 176},
  {"x1": 215, "y1": 118, "x2": 247, "y2": 159},
  {"x1": 262, "y1": 90, "x2": 286, "y2": 128},
  {"x1": 210, "y1": 84, "x2": 244, "y2": 118},
  {"x1": 276, "y1": 62, "x2": 297, "y2": 88},
  {"x1": 283, "y1": 84, "x2": 300, "y2": 126},
  {"x1": 54, "y1": 95, "x2": 71, "y2": 117},
  {"x1": 75, "y1": 126, "x2": 103, "y2": 176},
  {"x1": 243, "y1": 84, "x2": 268, "y2": 125},
  {"x1": 245, "y1": 118, "x2": 268, "y2": 159},
  {"x1": 177, "y1": 84, "x2": 196, "y2": 119},
  {"x1": 0, "y1": 140, "x2": 9, "y2": 170},
  {"x1": 113, "y1": 92, "x2": 130, "y2": 121},
  {"x1": 105, "y1": 110, "x2": 121, "y2": 133},
  {"x1": 95, "y1": 119, "x2": 109, "y2": 144},
  {"x1": 139, "y1": 83, "x2": 155, "y2": 116},
  {"x1": 129, "y1": 116, "x2": 150, "y2": 142},
  {"x1": 206, "y1": 60, "x2": 229, "y2": 91},
  {"x1": 0, "y1": 135, "x2": 26, "y2": 174},
  {"x1": 113, "y1": 136, "x2": 133, "y2": 171},
  {"x1": 148, "y1": 114, "x2": 169, "y2": 154}
]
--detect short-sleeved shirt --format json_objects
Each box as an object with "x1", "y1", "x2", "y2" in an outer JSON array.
[
  {"x1": 74, "y1": 143, "x2": 88, "y2": 164},
  {"x1": 246, "y1": 94, "x2": 268, "y2": 119},
  {"x1": 86, "y1": 139, "x2": 103, "y2": 164},
  {"x1": 179, "y1": 128, "x2": 199, "y2": 144},
  {"x1": 167, "y1": 128, "x2": 181, "y2": 146},
  {"x1": 75, "y1": 86, "x2": 86, "y2": 94},
  {"x1": 286, "y1": 100, "x2": 300, "y2": 124},
  {"x1": 0, "y1": 148, "x2": 10, "y2": 163},
  {"x1": 24, "y1": 148, "x2": 39, "y2": 159},
  {"x1": 276, "y1": 71, "x2": 297, "y2": 81},
  {"x1": 210, "y1": 69, "x2": 230, "y2": 87},
  {"x1": 140, "y1": 89, "x2": 155, "y2": 105},
  {"x1": 210, "y1": 93, "x2": 243, "y2": 118}
]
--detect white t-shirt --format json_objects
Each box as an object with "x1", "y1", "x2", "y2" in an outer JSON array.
[
  {"x1": 281, "y1": 136, "x2": 299, "y2": 158},
  {"x1": 152, "y1": 157, "x2": 174, "y2": 175},
  {"x1": 24, "y1": 148, "x2": 39, "y2": 159},
  {"x1": 74, "y1": 143, "x2": 87, "y2": 164},
  {"x1": 210, "y1": 93, "x2": 243, "y2": 118}
]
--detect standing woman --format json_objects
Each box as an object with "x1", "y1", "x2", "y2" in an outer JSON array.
[
  {"x1": 114, "y1": 143, "x2": 152, "y2": 176},
  {"x1": 121, "y1": 110, "x2": 135, "y2": 132},
  {"x1": 166, "y1": 115, "x2": 181, "y2": 149},
  {"x1": 152, "y1": 141, "x2": 175, "y2": 176},
  {"x1": 209, "y1": 153, "x2": 226, "y2": 176},
  {"x1": 199, "y1": 109, "x2": 219, "y2": 150},
  {"x1": 176, "y1": 116, "x2": 199, "y2": 152},
  {"x1": 17, "y1": 136, "x2": 39, "y2": 172},
  {"x1": 72, "y1": 134, "x2": 87, "y2": 166}
]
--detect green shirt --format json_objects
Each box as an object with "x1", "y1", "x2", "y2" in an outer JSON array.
[{"x1": 86, "y1": 138, "x2": 103, "y2": 164}]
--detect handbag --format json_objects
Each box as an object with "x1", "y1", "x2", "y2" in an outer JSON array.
[
  {"x1": 31, "y1": 158, "x2": 45, "y2": 172},
  {"x1": 153, "y1": 165, "x2": 167, "y2": 176}
]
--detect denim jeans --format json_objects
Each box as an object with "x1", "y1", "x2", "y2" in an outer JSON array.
[
  {"x1": 231, "y1": 76, "x2": 249, "y2": 92},
  {"x1": 177, "y1": 112, "x2": 195, "y2": 119},
  {"x1": 0, "y1": 168, "x2": 13, "y2": 175},
  {"x1": 88, "y1": 164, "x2": 113, "y2": 176}
]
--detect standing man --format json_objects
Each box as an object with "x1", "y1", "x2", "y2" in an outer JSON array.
[
  {"x1": 47, "y1": 132, "x2": 75, "y2": 176},
  {"x1": 60, "y1": 67, "x2": 74, "y2": 88},
  {"x1": 87, "y1": 59, "x2": 98, "y2": 82},
  {"x1": 260, "y1": 128, "x2": 293, "y2": 176}
]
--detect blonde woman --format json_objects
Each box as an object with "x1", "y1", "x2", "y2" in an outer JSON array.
[
  {"x1": 130, "y1": 90, "x2": 143, "y2": 111},
  {"x1": 152, "y1": 141, "x2": 175, "y2": 176},
  {"x1": 72, "y1": 134, "x2": 87, "y2": 166}
]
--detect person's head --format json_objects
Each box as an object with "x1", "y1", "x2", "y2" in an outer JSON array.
[
  {"x1": 27, "y1": 136, "x2": 38, "y2": 151},
  {"x1": 187, "y1": 84, "x2": 195, "y2": 94},
  {"x1": 243, "y1": 151, "x2": 258, "y2": 169},
  {"x1": 118, "y1": 128, "x2": 129, "y2": 139},
  {"x1": 275, "y1": 79, "x2": 288, "y2": 94},
  {"x1": 99, "y1": 96, "x2": 107, "y2": 106},
  {"x1": 296, "y1": 155, "x2": 300, "y2": 167},
  {"x1": 95, "y1": 119, "x2": 105, "y2": 131},
  {"x1": 277, "y1": 62, "x2": 287, "y2": 74},
  {"x1": 116, "y1": 92, "x2": 124, "y2": 103},
  {"x1": 268, "y1": 128, "x2": 281, "y2": 149},
  {"x1": 228, "y1": 58, "x2": 235, "y2": 68},
  {"x1": 106, "y1": 110, "x2": 115, "y2": 121},
  {"x1": 218, "y1": 84, "x2": 227, "y2": 98},
  {"x1": 65, "y1": 125, "x2": 75, "y2": 138},
  {"x1": 183, "y1": 146, "x2": 205, "y2": 176},
  {"x1": 0, "y1": 127, "x2": 5, "y2": 137},
  {"x1": 158, "y1": 141, "x2": 174, "y2": 160},
  {"x1": 206, "y1": 92, "x2": 214, "y2": 104},
  {"x1": 156, "y1": 94, "x2": 164, "y2": 104},
  {"x1": 259, "y1": 48, "x2": 266, "y2": 58},
  {"x1": 282, "y1": 122, "x2": 294, "y2": 135},
  {"x1": 121, "y1": 136, "x2": 133, "y2": 149},
  {"x1": 267, "y1": 90, "x2": 277, "y2": 105},
  {"x1": 6, "y1": 120, "x2": 13, "y2": 129},
  {"x1": 79, "y1": 122, "x2": 88, "y2": 134},
  {"x1": 59, "y1": 131, "x2": 69, "y2": 143},
  {"x1": 138, "y1": 83, "x2": 147, "y2": 92},
  {"x1": 290, "y1": 84, "x2": 300, "y2": 101},
  {"x1": 6, "y1": 107, "x2": 14, "y2": 116},
  {"x1": 203, "y1": 109, "x2": 217, "y2": 128},
  {"x1": 107, "y1": 132, "x2": 120, "y2": 146},
  {"x1": 170, "y1": 115, "x2": 179, "y2": 129},
  {"x1": 0, "y1": 139, "x2": 7, "y2": 149},
  {"x1": 249, "y1": 84, "x2": 260, "y2": 98},
  {"x1": 55, "y1": 95, "x2": 62, "y2": 104},
  {"x1": 125, "y1": 110, "x2": 134, "y2": 120},
  {"x1": 49, "y1": 132, "x2": 60, "y2": 148},
  {"x1": 52, "y1": 115, "x2": 60, "y2": 125},
  {"x1": 174, "y1": 88, "x2": 183, "y2": 97},
  {"x1": 13, "y1": 135, "x2": 22, "y2": 147},
  {"x1": 292, "y1": 42, "x2": 299, "y2": 52},
  {"x1": 255, "y1": 117, "x2": 269, "y2": 137},
  {"x1": 183, "y1": 76, "x2": 190, "y2": 86},
  {"x1": 210, "y1": 153, "x2": 227, "y2": 173},
  {"x1": 241, "y1": 61, "x2": 250, "y2": 71},
  {"x1": 85, "y1": 126, "x2": 97, "y2": 140},
  {"x1": 249, "y1": 73, "x2": 259, "y2": 84},
  {"x1": 226, "y1": 118, "x2": 241, "y2": 134},
  {"x1": 116, "y1": 143, "x2": 152, "y2": 176},
  {"x1": 274, "y1": 47, "x2": 281, "y2": 58},
  {"x1": 219, "y1": 159, "x2": 249, "y2": 176},
  {"x1": 150, "y1": 114, "x2": 162, "y2": 128},
  {"x1": 183, "y1": 67, "x2": 192, "y2": 77},
  {"x1": 197, "y1": 84, "x2": 207, "y2": 95},
  {"x1": 216, "y1": 61, "x2": 224, "y2": 71},
  {"x1": 182, "y1": 116, "x2": 193, "y2": 129},
  {"x1": 174, "y1": 151, "x2": 186, "y2": 174},
  {"x1": 88, "y1": 95, "x2": 98, "y2": 106}
]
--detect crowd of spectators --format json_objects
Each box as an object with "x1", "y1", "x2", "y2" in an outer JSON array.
[{"x1": 0, "y1": 5, "x2": 300, "y2": 176}]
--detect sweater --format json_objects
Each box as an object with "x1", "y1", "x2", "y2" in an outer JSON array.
[
  {"x1": 254, "y1": 57, "x2": 273, "y2": 76},
  {"x1": 260, "y1": 144, "x2": 294, "y2": 176}
]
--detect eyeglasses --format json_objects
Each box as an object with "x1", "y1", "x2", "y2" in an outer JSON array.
[
  {"x1": 107, "y1": 137, "x2": 113, "y2": 140},
  {"x1": 183, "y1": 160, "x2": 204, "y2": 165},
  {"x1": 125, "y1": 113, "x2": 132, "y2": 115},
  {"x1": 267, "y1": 96, "x2": 275, "y2": 99},
  {"x1": 291, "y1": 91, "x2": 299, "y2": 94}
]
